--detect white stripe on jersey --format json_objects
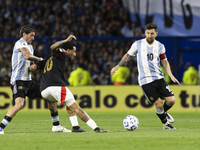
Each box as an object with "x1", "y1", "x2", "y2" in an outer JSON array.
[
  {"x1": 10, "y1": 38, "x2": 33, "y2": 85},
  {"x1": 128, "y1": 38, "x2": 165, "y2": 86}
]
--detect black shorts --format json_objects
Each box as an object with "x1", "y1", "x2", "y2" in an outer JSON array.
[
  {"x1": 141, "y1": 78, "x2": 174, "y2": 104},
  {"x1": 11, "y1": 80, "x2": 42, "y2": 100}
]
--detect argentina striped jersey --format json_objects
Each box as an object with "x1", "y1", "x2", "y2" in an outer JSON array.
[
  {"x1": 10, "y1": 38, "x2": 34, "y2": 85},
  {"x1": 127, "y1": 38, "x2": 166, "y2": 86}
]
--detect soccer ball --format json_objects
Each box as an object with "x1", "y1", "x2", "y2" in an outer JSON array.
[{"x1": 123, "y1": 115, "x2": 139, "y2": 131}]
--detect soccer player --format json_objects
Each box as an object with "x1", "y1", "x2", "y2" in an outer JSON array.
[
  {"x1": 30, "y1": 35, "x2": 106, "y2": 133},
  {"x1": 0, "y1": 25, "x2": 81, "y2": 134},
  {"x1": 111, "y1": 23, "x2": 180, "y2": 129}
]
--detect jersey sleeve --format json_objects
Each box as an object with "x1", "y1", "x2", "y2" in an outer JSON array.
[
  {"x1": 127, "y1": 42, "x2": 137, "y2": 56},
  {"x1": 159, "y1": 45, "x2": 167, "y2": 60},
  {"x1": 19, "y1": 41, "x2": 29, "y2": 49}
]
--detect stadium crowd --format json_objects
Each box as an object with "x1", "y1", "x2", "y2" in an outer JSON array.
[{"x1": 1, "y1": 0, "x2": 194, "y2": 86}]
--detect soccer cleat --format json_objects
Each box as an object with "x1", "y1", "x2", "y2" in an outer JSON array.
[
  {"x1": 163, "y1": 122, "x2": 176, "y2": 130},
  {"x1": 165, "y1": 112, "x2": 174, "y2": 123},
  {"x1": 72, "y1": 126, "x2": 86, "y2": 132},
  {"x1": 0, "y1": 127, "x2": 4, "y2": 134},
  {"x1": 52, "y1": 125, "x2": 71, "y2": 133},
  {"x1": 94, "y1": 127, "x2": 107, "y2": 133}
]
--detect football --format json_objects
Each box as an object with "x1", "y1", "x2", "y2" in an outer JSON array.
[{"x1": 123, "y1": 115, "x2": 139, "y2": 131}]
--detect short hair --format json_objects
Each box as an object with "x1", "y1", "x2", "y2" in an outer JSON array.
[
  {"x1": 190, "y1": 62, "x2": 195, "y2": 67},
  {"x1": 145, "y1": 23, "x2": 157, "y2": 32},
  {"x1": 60, "y1": 42, "x2": 75, "y2": 50},
  {"x1": 20, "y1": 25, "x2": 36, "y2": 37}
]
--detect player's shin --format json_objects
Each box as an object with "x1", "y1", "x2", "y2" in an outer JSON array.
[{"x1": 156, "y1": 109, "x2": 167, "y2": 124}]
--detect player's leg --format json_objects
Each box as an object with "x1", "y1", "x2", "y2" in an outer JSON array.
[
  {"x1": 0, "y1": 97, "x2": 25, "y2": 134},
  {"x1": 159, "y1": 80, "x2": 175, "y2": 123},
  {"x1": 47, "y1": 101, "x2": 71, "y2": 132},
  {"x1": 66, "y1": 106, "x2": 85, "y2": 132},
  {"x1": 163, "y1": 96, "x2": 175, "y2": 123},
  {"x1": 66, "y1": 101, "x2": 106, "y2": 133},
  {"x1": 0, "y1": 82, "x2": 26, "y2": 134},
  {"x1": 164, "y1": 95, "x2": 175, "y2": 111},
  {"x1": 154, "y1": 98, "x2": 175, "y2": 129},
  {"x1": 41, "y1": 86, "x2": 106, "y2": 133},
  {"x1": 28, "y1": 81, "x2": 71, "y2": 132},
  {"x1": 141, "y1": 81, "x2": 175, "y2": 129},
  {"x1": 154, "y1": 98, "x2": 167, "y2": 123}
]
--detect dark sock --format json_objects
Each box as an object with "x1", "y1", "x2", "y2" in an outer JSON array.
[
  {"x1": 73, "y1": 126, "x2": 80, "y2": 129},
  {"x1": 51, "y1": 112, "x2": 60, "y2": 126},
  {"x1": 94, "y1": 127, "x2": 100, "y2": 131},
  {"x1": 156, "y1": 113, "x2": 167, "y2": 124},
  {"x1": 164, "y1": 101, "x2": 173, "y2": 112},
  {"x1": 0, "y1": 116, "x2": 12, "y2": 129}
]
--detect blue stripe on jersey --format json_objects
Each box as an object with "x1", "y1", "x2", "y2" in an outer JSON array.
[
  {"x1": 137, "y1": 40, "x2": 147, "y2": 85},
  {"x1": 148, "y1": 45, "x2": 158, "y2": 81},
  {"x1": 10, "y1": 39, "x2": 32, "y2": 84}
]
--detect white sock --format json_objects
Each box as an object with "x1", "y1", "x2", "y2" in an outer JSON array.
[
  {"x1": 86, "y1": 118, "x2": 98, "y2": 130},
  {"x1": 69, "y1": 115, "x2": 79, "y2": 127}
]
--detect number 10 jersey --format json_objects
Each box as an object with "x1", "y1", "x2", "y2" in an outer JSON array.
[{"x1": 127, "y1": 38, "x2": 167, "y2": 86}]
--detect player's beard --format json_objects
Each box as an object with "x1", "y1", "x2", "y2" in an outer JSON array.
[{"x1": 146, "y1": 38, "x2": 154, "y2": 44}]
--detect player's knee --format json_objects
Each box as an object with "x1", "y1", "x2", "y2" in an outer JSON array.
[
  {"x1": 67, "y1": 102, "x2": 80, "y2": 113},
  {"x1": 14, "y1": 102, "x2": 24, "y2": 111},
  {"x1": 168, "y1": 96, "x2": 175, "y2": 105}
]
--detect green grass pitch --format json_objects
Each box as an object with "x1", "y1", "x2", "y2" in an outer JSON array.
[{"x1": 0, "y1": 111, "x2": 200, "y2": 150}]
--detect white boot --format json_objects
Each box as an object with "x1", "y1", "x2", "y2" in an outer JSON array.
[{"x1": 52, "y1": 125, "x2": 71, "y2": 133}]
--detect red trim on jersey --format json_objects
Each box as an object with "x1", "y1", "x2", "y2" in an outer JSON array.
[
  {"x1": 159, "y1": 53, "x2": 166, "y2": 60},
  {"x1": 61, "y1": 86, "x2": 66, "y2": 105}
]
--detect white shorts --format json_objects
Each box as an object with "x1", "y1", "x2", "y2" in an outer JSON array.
[{"x1": 41, "y1": 86, "x2": 75, "y2": 107}]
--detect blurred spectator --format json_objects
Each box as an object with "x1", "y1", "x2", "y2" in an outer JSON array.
[
  {"x1": 104, "y1": 64, "x2": 112, "y2": 85},
  {"x1": 135, "y1": 27, "x2": 145, "y2": 37},
  {"x1": 182, "y1": 62, "x2": 198, "y2": 85},
  {"x1": 131, "y1": 66, "x2": 138, "y2": 85},
  {"x1": 121, "y1": 21, "x2": 131, "y2": 37},
  {"x1": 0, "y1": 0, "x2": 148, "y2": 86},
  {"x1": 111, "y1": 63, "x2": 131, "y2": 85},
  {"x1": 0, "y1": 67, "x2": 10, "y2": 86},
  {"x1": 68, "y1": 65, "x2": 91, "y2": 86}
]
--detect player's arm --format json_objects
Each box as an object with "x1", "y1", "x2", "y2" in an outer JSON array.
[
  {"x1": 20, "y1": 47, "x2": 43, "y2": 62},
  {"x1": 50, "y1": 35, "x2": 77, "y2": 52},
  {"x1": 28, "y1": 60, "x2": 46, "y2": 72},
  {"x1": 110, "y1": 53, "x2": 131, "y2": 75},
  {"x1": 161, "y1": 59, "x2": 180, "y2": 85}
]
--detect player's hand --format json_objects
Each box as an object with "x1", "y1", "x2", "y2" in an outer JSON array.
[
  {"x1": 65, "y1": 35, "x2": 77, "y2": 42},
  {"x1": 170, "y1": 76, "x2": 181, "y2": 85},
  {"x1": 39, "y1": 57, "x2": 44, "y2": 61},
  {"x1": 110, "y1": 65, "x2": 119, "y2": 75},
  {"x1": 28, "y1": 64, "x2": 37, "y2": 72}
]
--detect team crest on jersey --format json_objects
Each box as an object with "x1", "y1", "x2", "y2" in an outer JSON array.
[
  {"x1": 18, "y1": 86, "x2": 23, "y2": 89},
  {"x1": 154, "y1": 49, "x2": 157, "y2": 53},
  {"x1": 23, "y1": 43, "x2": 26, "y2": 45},
  {"x1": 142, "y1": 49, "x2": 146, "y2": 51}
]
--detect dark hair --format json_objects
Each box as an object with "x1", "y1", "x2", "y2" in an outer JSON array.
[
  {"x1": 145, "y1": 23, "x2": 157, "y2": 32},
  {"x1": 190, "y1": 62, "x2": 195, "y2": 67},
  {"x1": 60, "y1": 42, "x2": 75, "y2": 50},
  {"x1": 20, "y1": 25, "x2": 36, "y2": 37}
]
